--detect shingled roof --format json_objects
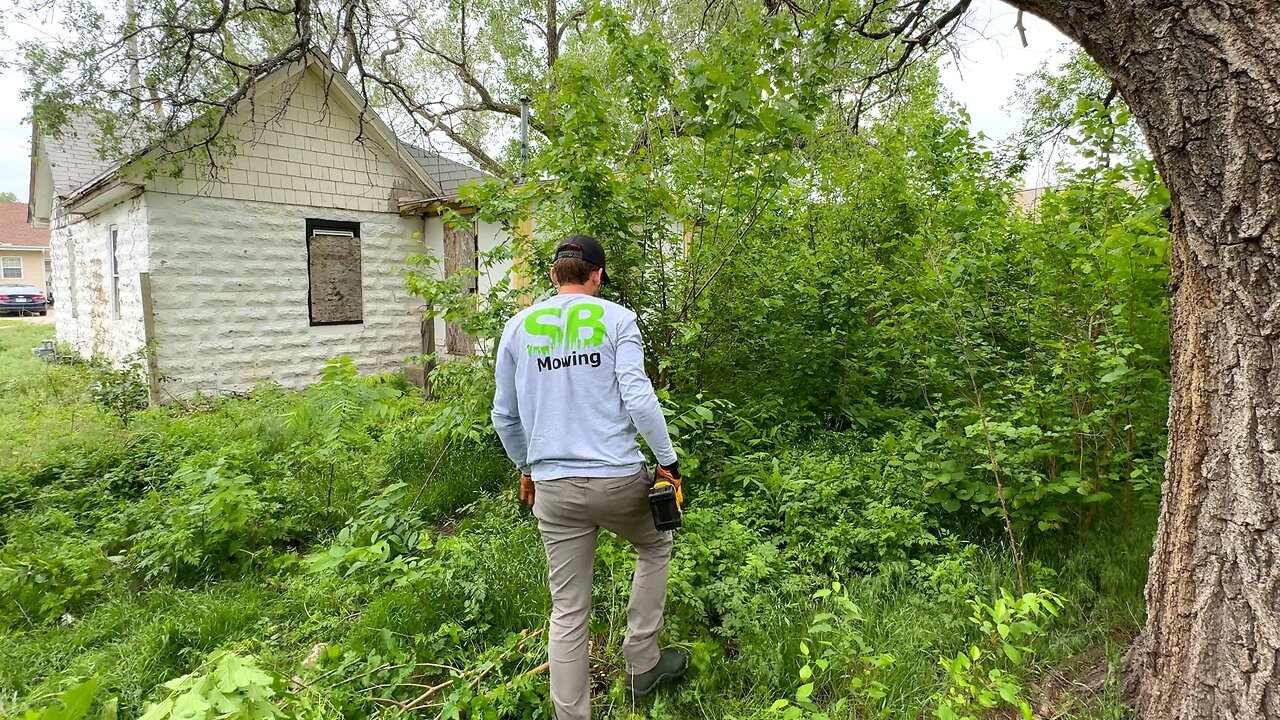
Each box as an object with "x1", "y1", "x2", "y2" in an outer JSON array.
[
  {"x1": 0, "y1": 203, "x2": 50, "y2": 248},
  {"x1": 41, "y1": 117, "x2": 122, "y2": 199},
  {"x1": 402, "y1": 144, "x2": 488, "y2": 198}
]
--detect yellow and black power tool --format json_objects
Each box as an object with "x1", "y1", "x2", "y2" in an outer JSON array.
[{"x1": 648, "y1": 466, "x2": 683, "y2": 531}]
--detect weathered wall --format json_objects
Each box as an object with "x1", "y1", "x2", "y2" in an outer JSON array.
[
  {"x1": 50, "y1": 195, "x2": 149, "y2": 362},
  {"x1": 47, "y1": 60, "x2": 515, "y2": 391},
  {"x1": 421, "y1": 214, "x2": 514, "y2": 361},
  {"x1": 146, "y1": 65, "x2": 421, "y2": 215},
  {"x1": 137, "y1": 62, "x2": 461, "y2": 394},
  {"x1": 145, "y1": 192, "x2": 425, "y2": 395}
]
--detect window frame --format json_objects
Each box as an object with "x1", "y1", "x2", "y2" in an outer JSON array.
[
  {"x1": 2, "y1": 256, "x2": 22, "y2": 280},
  {"x1": 305, "y1": 219, "x2": 363, "y2": 327},
  {"x1": 107, "y1": 226, "x2": 120, "y2": 318}
]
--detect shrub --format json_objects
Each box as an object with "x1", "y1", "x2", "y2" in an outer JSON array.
[
  {"x1": 83, "y1": 354, "x2": 150, "y2": 425},
  {"x1": 128, "y1": 461, "x2": 282, "y2": 583},
  {"x1": 0, "y1": 536, "x2": 117, "y2": 627}
]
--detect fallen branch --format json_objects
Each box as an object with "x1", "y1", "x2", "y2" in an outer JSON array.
[
  {"x1": 395, "y1": 628, "x2": 548, "y2": 713},
  {"x1": 400, "y1": 679, "x2": 455, "y2": 712}
]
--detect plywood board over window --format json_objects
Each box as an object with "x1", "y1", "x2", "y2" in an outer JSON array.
[
  {"x1": 306, "y1": 219, "x2": 362, "y2": 326},
  {"x1": 443, "y1": 220, "x2": 477, "y2": 356}
]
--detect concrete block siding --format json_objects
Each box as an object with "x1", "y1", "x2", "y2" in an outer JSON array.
[
  {"x1": 146, "y1": 192, "x2": 424, "y2": 395},
  {"x1": 52, "y1": 195, "x2": 149, "y2": 362},
  {"x1": 46, "y1": 60, "x2": 514, "y2": 396}
]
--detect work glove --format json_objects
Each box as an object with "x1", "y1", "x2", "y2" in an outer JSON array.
[
  {"x1": 519, "y1": 474, "x2": 535, "y2": 507},
  {"x1": 656, "y1": 463, "x2": 683, "y2": 508}
]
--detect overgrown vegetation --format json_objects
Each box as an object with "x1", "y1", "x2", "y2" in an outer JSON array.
[{"x1": 2, "y1": 11, "x2": 1165, "y2": 719}]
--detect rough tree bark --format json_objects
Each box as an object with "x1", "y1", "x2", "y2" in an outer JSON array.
[{"x1": 999, "y1": 1, "x2": 1280, "y2": 717}]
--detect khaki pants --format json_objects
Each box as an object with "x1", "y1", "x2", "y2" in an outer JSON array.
[{"x1": 533, "y1": 469, "x2": 673, "y2": 720}]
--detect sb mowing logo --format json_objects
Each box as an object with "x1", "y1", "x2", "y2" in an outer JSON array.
[{"x1": 524, "y1": 302, "x2": 606, "y2": 372}]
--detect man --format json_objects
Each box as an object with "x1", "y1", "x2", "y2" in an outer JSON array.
[{"x1": 491, "y1": 234, "x2": 688, "y2": 720}]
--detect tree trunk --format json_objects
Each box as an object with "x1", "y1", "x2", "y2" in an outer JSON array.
[
  {"x1": 547, "y1": 0, "x2": 559, "y2": 69},
  {"x1": 1004, "y1": 0, "x2": 1280, "y2": 716}
]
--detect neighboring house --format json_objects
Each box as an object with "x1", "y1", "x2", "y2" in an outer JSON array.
[
  {"x1": 1016, "y1": 187, "x2": 1049, "y2": 213},
  {"x1": 0, "y1": 202, "x2": 51, "y2": 297},
  {"x1": 1014, "y1": 181, "x2": 1148, "y2": 213},
  {"x1": 28, "y1": 53, "x2": 509, "y2": 398}
]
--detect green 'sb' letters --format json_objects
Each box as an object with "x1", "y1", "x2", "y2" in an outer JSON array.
[
  {"x1": 565, "y1": 303, "x2": 607, "y2": 350},
  {"x1": 524, "y1": 302, "x2": 606, "y2": 354},
  {"x1": 524, "y1": 308, "x2": 564, "y2": 355}
]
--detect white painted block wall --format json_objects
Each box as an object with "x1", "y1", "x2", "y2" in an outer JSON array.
[
  {"x1": 51, "y1": 195, "x2": 149, "y2": 362},
  {"x1": 46, "y1": 60, "x2": 517, "y2": 393},
  {"x1": 145, "y1": 192, "x2": 429, "y2": 395},
  {"x1": 147, "y1": 65, "x2": 420, "y2": 216}
]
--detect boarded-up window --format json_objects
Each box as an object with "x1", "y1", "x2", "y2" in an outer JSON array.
[
  {"x1": 306, "y1": 219, "x2": 362, "y2": 326},
  {"x1": 443, "y1": 220, "x2": 478, "y2": 356}
]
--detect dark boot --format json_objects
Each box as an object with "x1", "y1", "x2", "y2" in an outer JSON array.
[{"x1": 627, "y1": 648, "x2": 689, "y2": 698}]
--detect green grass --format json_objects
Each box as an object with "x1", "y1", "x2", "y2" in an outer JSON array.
[
  {"x1": 0, "y1": 321, "x2": 54, "y2": 373},
  {"x1": 0, "y1": 328, "x2": 1151, "y2": 720},
  {"x1": 0, "y1": 322, "x2": 120, "y2": 487}
]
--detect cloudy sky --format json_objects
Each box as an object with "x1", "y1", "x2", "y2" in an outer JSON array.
[{"x1": 0, "y1": 1, "x2": 1072, "y2": 203}]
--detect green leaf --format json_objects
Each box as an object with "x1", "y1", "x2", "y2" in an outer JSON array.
[
  {"x1": 795, "y1": 683, "x2": 814, "y2": 702},
  {"x1": 998, "y1": 684, "x2": 1020, "y2": 704},
  {"x1": 1002, "y1": 643, "x2": 1022, "y2": 664},
  {"x1": 38, "y1": 679, "x2": 98, "y2": 720}
]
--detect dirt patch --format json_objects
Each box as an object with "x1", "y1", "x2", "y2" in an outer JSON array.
[
  {"x1": 1031, "y1": 646, "x2": 1111, "y2": 719},
  {"x1": 589, "y1": 635, "x2": 623, "y2": 695}
]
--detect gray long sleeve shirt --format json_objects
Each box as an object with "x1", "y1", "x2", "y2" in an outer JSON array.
[{"x1": 491, "y1": 293, "x2": 678, "y2": 481}]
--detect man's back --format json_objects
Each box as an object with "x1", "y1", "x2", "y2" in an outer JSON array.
[
  {"x1": 491, "y1": 236, "x2": 688, "y2": 720},
  {"x1": 492, "y1": 293, "x2": 675, "y2": 481}
]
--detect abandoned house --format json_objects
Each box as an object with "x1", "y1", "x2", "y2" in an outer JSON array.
[{"x1": 27, "y1": 54, "x2": 509, "y2": 398}]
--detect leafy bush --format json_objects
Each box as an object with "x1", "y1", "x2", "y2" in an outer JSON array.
[
  {"x1": 137, "y1": 651, "x2": 286, "y2": 720},
  {"x1": 711, "y1": 435, "x2": 941, "y2": 574},
  {"x1": 306, "y1": 482, "x2": 433, "y2": 584},
  {"x1": 0, "y1": 536, "x2": 117, "y2": 627},
  {"x1": 83, "y1": 354, "x2": 150, "y2": 425},
  {"x1": 770, "y1": 583, "x2": 897, "y2": 720},
  {"x1": 15, "y1": 678, "x2": 113, "y2": 720},
  {"x1": 933, "y1": 589, "x2": 1065, "y2": 720},
  {"x1": 128, "y1": 461, "x2": 281, "y2": 583}
]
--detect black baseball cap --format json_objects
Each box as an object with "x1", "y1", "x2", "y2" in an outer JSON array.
[{"x1": 554, "y1": 234, "x2": 611, "y2": 284}]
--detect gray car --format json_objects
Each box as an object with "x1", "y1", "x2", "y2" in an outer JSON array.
[{"x1": 0, "y1": 285, "x2": 49, "y2": 315}]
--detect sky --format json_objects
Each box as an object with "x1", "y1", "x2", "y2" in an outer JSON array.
[
  {"x1": 0, "y1": 1, "x2": 1074, "y2": 204},
  {"x1": 938, "y1": 2, "x2": 1075, "y2": 188}
]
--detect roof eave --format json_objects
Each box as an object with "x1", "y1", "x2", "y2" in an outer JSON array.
[
  {"x1": 398, "y1": 196, "x2": 477, "y2": 217},
  {"x1": 65, "y1": 176, "x2": 143, "y2": 216}
]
